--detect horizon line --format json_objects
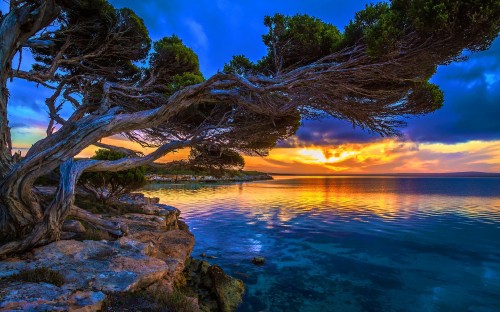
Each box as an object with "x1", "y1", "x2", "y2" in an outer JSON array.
[{"x1": 263, "y1": 171, "x2": 500, "y2": 177}]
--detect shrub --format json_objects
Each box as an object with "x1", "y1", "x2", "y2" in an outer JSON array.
[{"x1": 79, "y1": 149, "x2": 146, "y2": 202}]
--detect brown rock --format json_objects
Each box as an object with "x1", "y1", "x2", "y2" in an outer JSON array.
[
  {"x1": 183, "y1": 258, "x2": 245, "y2": 312},
  {"x1": 208, "y1": 265, "x2": 245, "y2": 312},
  {"x1": 0, "y1": 239, "x2": 168, "y2": 293},
  {"x1": 0, "y1": 282, "x2": 105, "y2": 312},
  {"x1": 129, "y1": 229, "x2": 195, "y2": 285}
]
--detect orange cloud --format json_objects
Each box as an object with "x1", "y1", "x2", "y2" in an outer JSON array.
[
  {"x1": 12, "y1": 129, "x2": 500, "y2": 174},
  {"x1": 244, "y1": 140, "x2": 500, "y2": 174}
]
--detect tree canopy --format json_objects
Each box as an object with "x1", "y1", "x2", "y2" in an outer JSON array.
[
  {"x1": 189, "y1": 146, "x2": 245, "y2": 177},
  {"x1": 0, "y1": 0, "x2": 498, "y2": 255}
]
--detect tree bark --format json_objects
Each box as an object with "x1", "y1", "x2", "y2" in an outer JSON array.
[
  {"x1": 0, "y1": 1, "x2": 61, "y2": 240},
  {"x1": 0, "y1": 138, "x2": 192, "y2": 256},
  {"x1": 69, "y1": 205, "x2": 127, "y2": 236},
  {"x1": 0, "y1": 159, "x2": 79, "y2": 255}
]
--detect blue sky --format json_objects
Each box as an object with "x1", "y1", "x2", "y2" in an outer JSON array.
[{"x1": 3, "y1": 1, "x2": 500, "y2": 173}]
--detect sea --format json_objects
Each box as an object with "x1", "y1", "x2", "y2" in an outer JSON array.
[{"x1": 142, "y1": 175, "x2": 500, "y2": 312}]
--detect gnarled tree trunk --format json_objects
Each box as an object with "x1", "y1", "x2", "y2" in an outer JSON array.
[{"x1": 0, "y1": 0, "x2": 61, "y2": 244}]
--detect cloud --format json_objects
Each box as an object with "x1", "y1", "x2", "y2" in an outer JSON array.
[
  {"x1": 245, "y1": 140, "x2": 500, "y2": 174},
  {"x1": 403, "y1": 37, "x2": 500, "y2": 143},
  {"x1": 184, "y1": 19, "x2": 208, "y2": 50}
]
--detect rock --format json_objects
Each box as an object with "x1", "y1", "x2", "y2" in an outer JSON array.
[
  {"x1": 178, "y1": 220, "x2": 190, "y2": 231},
  {"x1": 251, "y1": 257, "x2": 265, "y2": 265},
  {"x1": 63, "y1": 220, "x2": 86, "y2": 233},
  {"x1": 68, "y1": 291, "x2": 106, "y2": 312},
  {"x1": 183, "y1": 258, "x2": 245, "y2": 312},
  {"x1": 142, "y1": 203, "x2": 179, "y2": 217},
  {"x1": 142, "y1": 204, "x2": 180, "y2": 230},
  {"x1": 208, "y1": 265, "x2": 245, "y2": 312},
  {"x1": 0, "y1": 192, "x2": 244, "y2": 312},
  {"x1": 113, "y1": 213, "x2": 168, "y2": 233},
  {"x1": 0, "y1": 239, "x2": 169, "y2": 294},
  {"x1": 0, "y1": 282, "x2": 106, "y2": 312},
  {"x1": 128, "y1": 229, "x2": 195, "y2": 286}
]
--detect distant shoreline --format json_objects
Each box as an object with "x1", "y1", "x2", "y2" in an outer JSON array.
[
  {"x1": 268, "y1": 172, "x2": 500, "y2": 178},
  {"x1": 146, "y1": 172, "x2": 273, "y2": 183}
]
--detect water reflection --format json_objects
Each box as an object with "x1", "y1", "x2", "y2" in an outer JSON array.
[{"x1": 143, "y1": 176, "x2": 500, "y2": 312}]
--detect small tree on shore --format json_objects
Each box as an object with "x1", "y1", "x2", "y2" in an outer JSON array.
[
  {"x1": 189, "y1": 146, "x2": 245, "y2": 177},
  {"x1": 79, "y1": 149, "x2": 146, "y2": 202},
  {"x1": 0, "y1": 0, "x2": 498, "y2": 255}
]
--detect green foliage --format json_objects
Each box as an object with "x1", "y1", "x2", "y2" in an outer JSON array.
[
  {"x1": 344, "y1": 3, "x2": 391, "y2": 47},
  {"x1": 393, "y1": 0, "x2": 500, "y2": 51},
  {"x1": 7, "y1": 268, "x2": 65, "y2": 287},
  {"x1": 343, "y1": 0, "x2": 500, "y2": 57},
  {"x1": 189, "y1": 147, "x2": 245, "y2": 177},
  {"x1": 79, "y1": 149, "x2": 146, "y2": 202},
  {"x1": 343, "y1": 2, "x2": 403, "y2": 56},
  {"x1": 259, "y1": 13, "x2": 343, "y2": 73},
  {"x1": 223, "y1": 55, "x2": 256, "y2": 76},
  {"x1": 168, "y1": 72, "x2": 205, "y2": 94},
  {"x1": 33, "y1": 0, "x2": 150, "y2": 78},
  {"x1": 151, "y1": 35, "x2": 203, "y2": 85},
  {"x1": 407, "y1": 81, "x2": 444, "y2": 114}
]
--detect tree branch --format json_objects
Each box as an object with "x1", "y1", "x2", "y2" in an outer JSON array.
[{"x1": 92, "y1": 141, "x2": 144, "y2": 157}]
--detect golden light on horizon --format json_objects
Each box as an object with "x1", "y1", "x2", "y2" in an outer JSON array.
[
  {"x1": 143, "y1": 176, "x2": 500, "y2": 223},
  {"x1": 13, "y1": 127, "x2": 500, "y2": 174},
  {"x1": 298, "y1": 148, "x2": 358, "y2": 165},
  {"x1": 244, "y1": 139, "x2": 500, "y2": 174}
]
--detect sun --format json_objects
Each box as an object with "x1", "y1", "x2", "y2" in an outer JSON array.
[{"x1": 297, "y1": 148, "x2": 358, "y2": 165}]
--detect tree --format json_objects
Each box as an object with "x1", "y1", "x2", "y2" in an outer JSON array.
[
  {"x1": 79, "y1": 149, "x2": 146, "y2": 202},
  {"x1": 0, "y1": 0, "x2": 498, "y2": 255},
  {"x1": 189, "y1": 146, "x2": 245, "y2": 177}
]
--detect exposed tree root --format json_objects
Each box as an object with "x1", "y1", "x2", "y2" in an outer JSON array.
[{"x1": 69, "y1": 205, "x2": 128, "y2": 236}]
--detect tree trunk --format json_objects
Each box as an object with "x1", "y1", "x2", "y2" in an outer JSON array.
[
  {"x1": 0, "y1": 78, "x2": 12, "y2": 176},
  {"x1": 0, "y1": 160, "x2": 85, "y2": 255},
  {"x1": 0, "y1": 160, "x2": 72, "y2": 255}
]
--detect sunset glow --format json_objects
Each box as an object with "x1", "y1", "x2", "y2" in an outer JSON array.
[
  {"x1": 244, "y1": 139, "x2": 500, "y2": 174},
  {"x1": 5, "y1": 0, "x2": 499, "y2": 175}
]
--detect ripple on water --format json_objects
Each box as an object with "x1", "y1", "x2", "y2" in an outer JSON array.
[{"x1": 142, "y1": 176, "x2": 500, "y2": 311}]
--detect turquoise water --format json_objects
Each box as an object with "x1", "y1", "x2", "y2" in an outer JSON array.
[{"x1": 143, "y1": 176, "x2": 500, "y2": 312}]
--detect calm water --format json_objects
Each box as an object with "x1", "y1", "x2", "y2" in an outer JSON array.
[{"x1": 143, "y1": 176, "x2": 500, "y2": 312}]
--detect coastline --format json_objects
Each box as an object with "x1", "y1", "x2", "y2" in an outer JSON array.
[
  {"x1": 146, "y1": 172, "x2": 273, "y2": 184},
  {"x1": 0, "y1": 192, "x2": 245, "y2": 312}
]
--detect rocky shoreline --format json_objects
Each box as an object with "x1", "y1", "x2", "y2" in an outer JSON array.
[{"x1": 0, "y1": 193, "x2": 245, "y2": 311}]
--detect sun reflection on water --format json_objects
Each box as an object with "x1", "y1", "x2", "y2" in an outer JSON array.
[
  {"x1": 142, "y1": 176, "x2": 500, "y2": 312},
  {"x1": 144, "y1": 176, "x2": 500, "y2": 226}
]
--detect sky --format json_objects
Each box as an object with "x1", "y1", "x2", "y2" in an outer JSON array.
[{"x1": 3, "y1": 1, "x2": 500, "y2": 174}]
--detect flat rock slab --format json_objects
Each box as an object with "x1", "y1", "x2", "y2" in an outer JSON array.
[
  {"x1": 0, "y1": 283, "x2": 105, "y2": 312},
  {"x1": 0, "y1": 238, "x2": 169, "y2": 293}
]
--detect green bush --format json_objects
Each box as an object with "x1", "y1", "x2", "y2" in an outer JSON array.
[{"x1": 79, "y1": 149, "x2": 146, "y2": 202}]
